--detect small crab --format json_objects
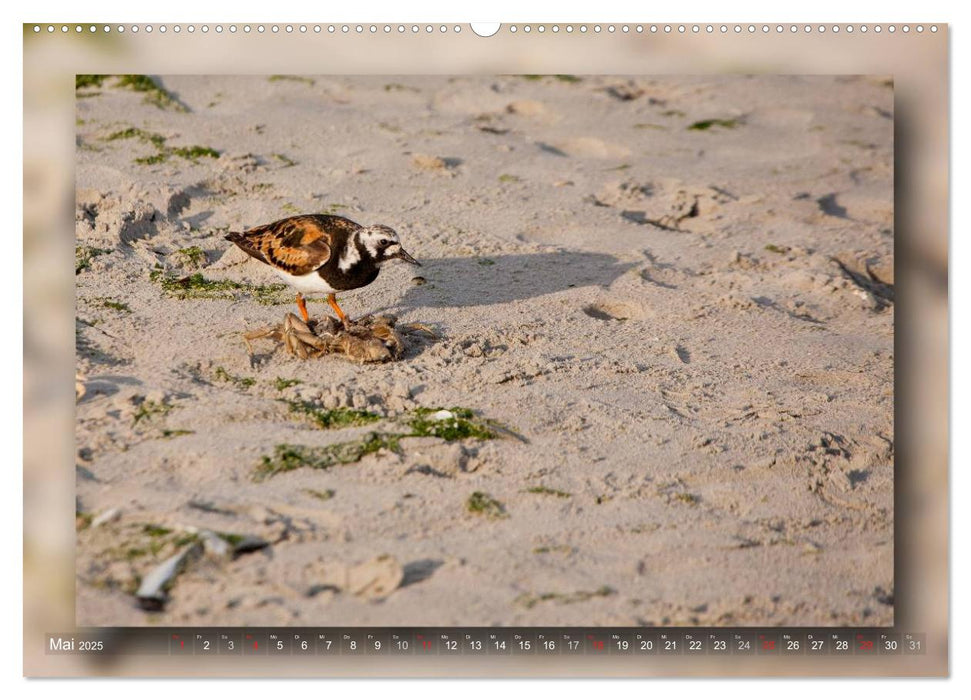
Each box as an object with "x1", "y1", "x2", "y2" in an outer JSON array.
[{"x1": 244, "y1": 313, "x2": 435, "y2": 364}]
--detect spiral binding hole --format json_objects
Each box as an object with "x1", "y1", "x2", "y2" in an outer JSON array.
[{"x1": 33, "y1": 21, "x2": 940, "y2": 38}]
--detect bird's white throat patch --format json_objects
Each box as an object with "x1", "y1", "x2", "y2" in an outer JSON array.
[
  {"x1": 363, "y1": 237, "x2": 381, "y2": 260},
  {"x1": 338, "y1": 234, "x2": 362, "y2": 272}
]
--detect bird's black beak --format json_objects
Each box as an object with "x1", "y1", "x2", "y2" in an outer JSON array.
[{"x1": 394, "y1": 248, "x2": 421, "y2": 266}]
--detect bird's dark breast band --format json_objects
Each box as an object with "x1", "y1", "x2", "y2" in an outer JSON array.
[{"x1": 317, "y1": 259, "x2": 380, "y2": 291}]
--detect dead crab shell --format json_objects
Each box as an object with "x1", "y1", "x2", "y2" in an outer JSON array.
[{"x1": 244, "y1": 313, "x2": 408, "y2": 364}]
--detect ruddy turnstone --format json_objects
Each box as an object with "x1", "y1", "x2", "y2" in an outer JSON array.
[{"x1": 225, "y1": 214, "x2": 419, "y2": 324}]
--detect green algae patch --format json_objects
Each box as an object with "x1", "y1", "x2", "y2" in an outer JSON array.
[
  {"x1": 143, "y1": 525, "x2": 173, "y2": 538},
  {"x1": 76, "y1": 511, "x2": 94, "y2": 531},
  {"x1": 514, "y1": 586, "x2": 616, "y2": 609},
  {"x1": 525, "y1": 486, "x2": 572, "y2": 499},
  {"x1": 687, "y1": 118, "x2": 740, "y2": 131},
  {"x1": 76, "y1": 245, "x2": 111, "y2": 273},
  {"x1": 268, "y1": 75, "x2": 315, "y2": 86},
  {"x1": 150, "y1": 270, "x2": 289, "y2": 305},
  {"x1": 169, "y1": 145, "x2": 219, "y2": 161},
  {"x1": 132, "y1": 400, "x2": 173, "y2": 426},
  {"x1": 255, "y1": 433, "x2": 401, "y2": 480},
  {"x1": 171, "y1": 246, "x2": 208, "y2": 269},
  {"x1": 287, "y1": 401, "x2": 381, "y2": 429},
  {"x1": 87, "y1": 297, "x2": 131, "y2": 313},
  {"x1": 76, "y1": 75, "x2": 107, "y2": 90},
  {"x1": 407, "y1": 407, "x2": 497, "y2": 441},
  {"x1": 135, "y1": 144, "x2": 220, "y2": 165},
  {"x1": 107, "y1": 127, "x2": 167, "y2": 149},
  {"x1": 106, "y1": 127, "x2": 218, "y2": 165},
  {"x1": 258, "y1": 406, "x2": 509, "y2": 480},
  {"x1": 213, "y1": 366, "x2": 256, "y2": 389},
  {"x1": 466, "y1": 491, "x2": 507, "y2": 519},
  {"x1": 116, "y1": 74, "x2": 187, "y2": 111},
  {"x1": 517, "y1": 74, "x2": 581, "y2": 84},
  {"x1": 160, "y1": 429, "x2": 194, "y2": 439},
  {"x1": 77, "y1": 75, "x2": 185, "y2": 110},
  {"x1": 272, "y1": 153, "x2": 297, "y2": 168}
]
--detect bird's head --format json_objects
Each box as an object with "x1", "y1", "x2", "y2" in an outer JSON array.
[{"x1": 360, "y1": 224, "x2": 420, "y2": 266}]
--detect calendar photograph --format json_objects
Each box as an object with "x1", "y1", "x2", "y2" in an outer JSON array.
[{"x1": 73, "y1": 73, "x2": 894, "y2": 628}]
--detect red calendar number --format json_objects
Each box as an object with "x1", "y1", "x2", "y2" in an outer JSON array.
[{"x1": 762, "y1": 640, "x2": 775, "y2": 651}]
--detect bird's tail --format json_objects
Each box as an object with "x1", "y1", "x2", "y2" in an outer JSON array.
[{"x1": 224, "y1": 231, "x2": 269, "y2": 265}]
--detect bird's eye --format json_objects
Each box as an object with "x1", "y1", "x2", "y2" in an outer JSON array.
[{"x1": 379, "y1": 238, "x2": 390, "y2": 247}]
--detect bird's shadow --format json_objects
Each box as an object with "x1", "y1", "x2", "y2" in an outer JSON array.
[{"x1": 393, "y1": 251, "x2": 635, "y2": 310}]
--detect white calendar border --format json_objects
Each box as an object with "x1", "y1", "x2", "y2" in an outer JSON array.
[{"x1": 5, "y1": 0, "x2": 967, "y2": 698}]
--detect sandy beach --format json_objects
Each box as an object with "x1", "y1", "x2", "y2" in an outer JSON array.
[{"x1": 74, "y1": 74, "x2": 894, "y2": 627}]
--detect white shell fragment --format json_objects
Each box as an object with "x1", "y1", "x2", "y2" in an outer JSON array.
[
  {"x1": 135, "y1": 542, "x2": 202, "y2": 611},
  {"x1": 91, "y1": 508, "x2": 122, "y2": 528},
  {"x1": 429, "y1": 410, "x2": 455, "y2": 422}
]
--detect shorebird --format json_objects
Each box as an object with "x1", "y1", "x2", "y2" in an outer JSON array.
[{"x1": 226, "y1": 214, "x2": 419, "y2": 324}]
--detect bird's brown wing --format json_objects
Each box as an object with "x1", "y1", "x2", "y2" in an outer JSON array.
[{"x1": 226, "y1": 215, "x2": 351, "y2": 275}]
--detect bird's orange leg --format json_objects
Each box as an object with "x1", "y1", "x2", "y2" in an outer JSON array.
[
  {"x1": 327, "y1": 293, "x2": 350, "y2": 326},
  {"x1": 295, "y1": 293, "x2": 310, "y2": 323}
]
